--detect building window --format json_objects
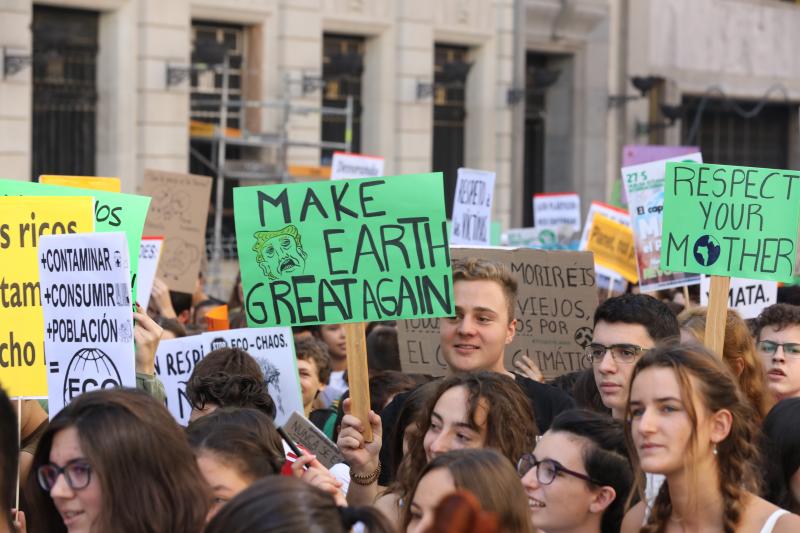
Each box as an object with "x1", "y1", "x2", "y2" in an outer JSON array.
[
  {"x1": 432, "y1": 44, "x2": 470, "y2": 217},
  {"x1": 31, "y1": 6, "x2": 99, "y2": 178},
  {"x1": 681, "y1": 97, "x2": 790, "y2": 169},
  {"x1": 322, "y1": 34, "x2": 364, "y2": 165}
]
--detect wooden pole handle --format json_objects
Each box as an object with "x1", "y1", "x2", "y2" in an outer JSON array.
[
  {"x1": 703, "y1": 276, "x2": 730, "y2": 358},
  {"x1": 344, "y1": 322, "x2": 373, "y2": 442}
]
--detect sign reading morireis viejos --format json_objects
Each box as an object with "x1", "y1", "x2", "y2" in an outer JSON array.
[
  {"x1": 662, "y1": 162, "x2": 800, "y2": 282},
  {"x1": 234, "y1": 173, "x2": 453, "y2": 327}
]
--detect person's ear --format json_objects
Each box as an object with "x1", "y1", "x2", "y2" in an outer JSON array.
[
  {"x1": 506, "y1": 318, "x2": 517, "y2": 345},
  {"x1": 588, "y1": 486, "x2": 616, "y2": 514},
  {"x1": 177, "y1": 309, "x2": 191, "y2": 325},
  {"x1": 709, "y1": 408, "x2": 733, "y2": 445},
  {"x1": 730, "y1": 357, "x2": 745, "y2": 377}
]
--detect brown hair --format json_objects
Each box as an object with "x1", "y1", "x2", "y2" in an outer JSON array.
[
  {"x1": 451, "y1": 258, "x2": 517, "y2": 322},
  {"x1": 294, "y1": 337, "x2": 332, "y2": 385},
  {"x1": 394, "y1": 372, "x2": 537, "y2": 506},
  {"x1": 679, "y1": 307, "x2": 772, "y2": 419},
  {"x1": 754, "y1": 303, "x2": 800, "y2": 339},
  {"x1": 27, "y1": 389, "x2": 208, "y2": 533},
  {"x1": 624, "y1": 344, "x2": 762, "y2": 533},
  {"x1": 402, "y1": 448, "x2": 533, "y2": 533}
]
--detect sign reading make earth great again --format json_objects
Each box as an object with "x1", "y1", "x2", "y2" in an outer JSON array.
[
  {"x1": 662, "y1": 162, "x2": 800, "y2": 282},
  {"x1": 234, "y1": 173, "x2": 453, "y2": 327}
]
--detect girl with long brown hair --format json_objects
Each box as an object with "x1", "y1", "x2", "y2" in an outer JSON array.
[
  {"x1": 621, "y1": 344, "x2": 800, "y2": 533},
  {"x1": 338, "y1": 371, "x2": 538, "y2": 528}
]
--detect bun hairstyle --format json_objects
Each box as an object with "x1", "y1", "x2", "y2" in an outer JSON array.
[
  {"x1": 204, "y1": 476, "x2": 394, "y2": 533},
  {"x1": 624, "y1": 344, "x2": 762, "y2": 533},
  {"x1": 549, "y1": 409, "x2": 632, "y2": 533}
]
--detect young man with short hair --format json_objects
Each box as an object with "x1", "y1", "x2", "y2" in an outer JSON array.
[
  {"x1": 755, "y1": 303, "x2": 800, "y2": 401},
  {"x1": 377, "y1": 258, "x2": 574, "y2": 483},
  {"x1": 589, "y1": 293, "x2": 680, "y2": 419}
]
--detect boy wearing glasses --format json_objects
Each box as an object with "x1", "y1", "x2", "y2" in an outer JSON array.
[
  {"x1": 755, "y1": 303, "x2": 800, "y2": 401},
  {"x1": 588, "y1": 294, "x2": 679, "y2": 419}
]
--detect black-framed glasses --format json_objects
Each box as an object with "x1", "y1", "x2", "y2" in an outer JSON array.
[
  {"x1": 517, "y1": 453, "x2": 601, "y2": 485},
  {"x1": 37, "y1": 459, "x2": 92, "y2": 492},
  {"x1": 584, "y1": 343, "x2": 643, "y2": 365},
  {"x1": 757, "y1": 341, "x2": 800, "y2": 358}
]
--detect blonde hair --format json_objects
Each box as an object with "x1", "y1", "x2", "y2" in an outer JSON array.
[
  {"x1": 451, "y1": 258, "x2": 517, "y2": 322},
  {"x1": 678, "y1": 307, "x2": 772, "y2": 419}
]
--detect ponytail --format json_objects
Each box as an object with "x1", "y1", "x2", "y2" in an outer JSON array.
[{"x1": 338, "y1": 505, "x2": 394, "y2": 533}]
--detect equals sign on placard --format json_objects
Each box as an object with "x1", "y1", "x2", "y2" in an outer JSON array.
[{"x1": 49, "y1": 361, "x2": 60, "y2": 374}]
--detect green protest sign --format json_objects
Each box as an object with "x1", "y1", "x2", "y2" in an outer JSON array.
[
  {"x1": 661, "y1": 162, "x2": 800, "y2": 282},
  {"x1": 0, "y1": 179, "x2": 152, "y2": 295},
  {"x1": 234, "y1": 173, "x2": 453, "y2": 327}
]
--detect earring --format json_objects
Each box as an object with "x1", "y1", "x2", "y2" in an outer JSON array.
[{"x1": 713, "y1": 444, "x2": 718, "y2": 456}]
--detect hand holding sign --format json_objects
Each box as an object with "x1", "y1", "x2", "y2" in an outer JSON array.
[
  {"x1": 336, "y1": 398, "x2": 382, "y2": 475},
  {"x1": 133, "y1": 305, "x2": 163, "y2": 376}
]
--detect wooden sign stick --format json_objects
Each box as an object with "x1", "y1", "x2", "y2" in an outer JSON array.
[
  {"x1": 703, "y1": 276, "x2": 730, "y2": 358},
  {"x1": 344, "y1": 322, "x2": 373, "y2": 442},
  {"x1": 607, "y1": 277, "x2": 615, "y2": 300},
  {"x1": 682, "y1": 285, "x2": 691, "y2": 309},
  {"x1": 16, "y1": 398, "x2": 21, "y2": 514}
]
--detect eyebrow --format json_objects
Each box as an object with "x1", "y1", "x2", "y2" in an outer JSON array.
[
  {"x1": 431, "y1": 411, "x2": 478, "y2": 431},
  {"x1": 629, "y1": 397, "x2": 682, "y2": 404},
  {"x1": 453, "y1": 306, "x2": 499, "y2": 315}
]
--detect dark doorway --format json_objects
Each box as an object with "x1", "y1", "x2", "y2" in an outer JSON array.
[
  {"x1": 321, "y1": 34, "x2": 364, "y2": 165},
  {"x1": 32, "y1": 6, "x2": 99, "y2": 178},
  {"x1": 432, "y1": 44, "x2": 470, "y2": 217}
]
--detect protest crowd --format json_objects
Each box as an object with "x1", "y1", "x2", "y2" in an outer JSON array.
[{"x1": 2, "y1": 152, "x2": 800, "y2": 533}]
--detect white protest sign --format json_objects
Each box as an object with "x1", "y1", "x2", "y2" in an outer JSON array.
[
  {"x1": 38, "y1": 232, "x2": 136, "y2": 418},
  {"x1": 700, "y1": 275, "x2": 778, "y2": 319},
  {"x1": 154, "y1": 335, "x2": 207, "y2": 426},
  {"x1": 136, "y1": 236, "x2": 163, "y2": 310},
  {"x1": 450, "y1": 168, "x2": 495, "y2": 245},
  {"x1": 533, "y1": 192, "x2": 581, "y2": 233},
  {"x1": 580, "y1": 201, "x2": 631, "y2": 291},
  {"x1": 330, "y1": 152, "x2": 385, "y2": 181},
  {"x1": 205, "y1": 328, "x2": 300, "y2": 425}
]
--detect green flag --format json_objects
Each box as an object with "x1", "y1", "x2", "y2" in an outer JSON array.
[
  {"x1": 661, "y1": 162, "x2": 800, "y2": 282},
  {"x1": 234, "y1": 173, "x2": 453, "y2": 327}
]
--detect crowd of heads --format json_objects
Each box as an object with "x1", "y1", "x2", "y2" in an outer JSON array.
[{"x1": 3, "y1": 256, "x2": 800, "y2": 533}]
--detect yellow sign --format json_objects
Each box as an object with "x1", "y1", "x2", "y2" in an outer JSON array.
[
  {"x1": 0, "y1": 196, "x2": 95, "y2": 397},
  {"x1": 40, "y1": 175, "x2": 121, "y2": 193},
  {"x1": 587, "y1": 213, "x2": 638, "y2": 283}
]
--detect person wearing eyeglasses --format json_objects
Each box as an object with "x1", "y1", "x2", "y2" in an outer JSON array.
[
  {"x1": 519, "y1": 409, "x2": 632, "y2": 533},
  {"x1": 27, "y1": 388, "x2": 209, "y2": 533},
  {"x1": 754, "y1": 304, "x2": 800, "y2": 402},
  {"x1": 588, "y1": 294, "x2": 680, "y2": 420}
]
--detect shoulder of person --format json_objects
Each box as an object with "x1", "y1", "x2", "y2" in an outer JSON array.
[
  {"x1": 515, "y1": 374, "x2": 575, "y2": 406},
  {"x1": 742, "y1": 493, "x2": 800, "y2": 532},
  {"x1": 773, "y1": 512, "x2": 800, "y2": 532},
  {"x1": 620, "y1": 501, "x2": 647, "y2": 533}
]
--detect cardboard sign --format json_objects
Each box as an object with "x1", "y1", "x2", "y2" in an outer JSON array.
[
  {"x1": 0, "y1": 179, "x2": 151, "y2": 299},
  {"x1": 38, "y1": 232, "x2": 135, "y2": 417},
  {"x1": 330, "y1": 152, "x2": 385, "y2": 181},
  {"x1": 0, "y1": 196, "x2": 95, "y2": 398},
  {"x1": 450, "y1": 168, "x2": 495, "y2": 246},
  {"x1": 621, "y1": 154, "x2": 703, "y2": 292},
  {"x1": 139, "y1": 170, "x2": 212, "y2": 294},
  {"x1": 40, "y1": 175, "x2": 121, "y2": 193},
  {"x1": 700, "y1": 275, "x2": 777, "y2": 319},
  {"x1": 136, "y1": 236, "x2": 163, "y2": 310},
  {"x1": 154, "y1": 335, "x2": 208, "y2": 426},
  {"x1": 662, "y1": 162, "x2": 800, "y2": 282},
  {"x1": 503, "y1": 227, "x2": 579, "y2": 250},
  {"x1": 587, "y1": 213, "x2": 638, "y2": 283},
  {"x1": 234, "y1": 173, "x2": 453, "y2": 327},
  {"x1": 533, "y1": 192, "x2": 581, "y2": 234},
  {"x1": 397, "y1": 247, "x2": 598, "y2": 380},
  {"x1": 282, "y1": 411, "x2": 346, "y2": 469}
]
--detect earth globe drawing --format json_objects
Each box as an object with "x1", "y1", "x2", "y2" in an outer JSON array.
[
  {"x1": 63, "y1": 348, "x2": 122, "y2": 405},
  {"x1": 693, "y1": 235, "x2": 721, "y2": 266}
]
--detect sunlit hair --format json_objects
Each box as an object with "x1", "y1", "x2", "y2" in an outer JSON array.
[
  {"x1": 624, "y1": 344, "x2": 762, "y2": 533},
  {"x1": 679, "y1": 307, "x2": 772, "y2": 419},
  {"x1": 394, "y1": 372, "x2": 537, "y2": 507},
  {"x1": 402, "y1": 449, "x2": 533, "y2": 533},
  {"x1": 451, "y1": 258, "x2": 517, "y2": 322}
]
